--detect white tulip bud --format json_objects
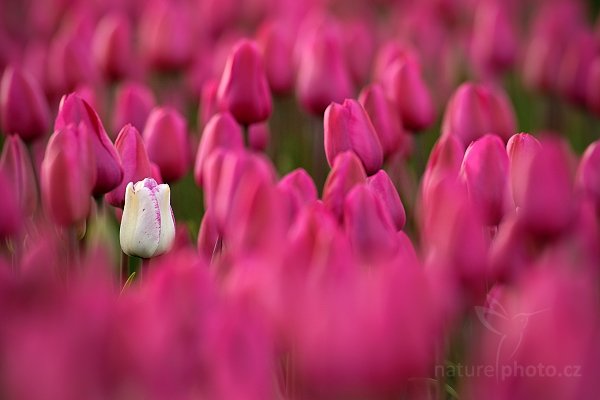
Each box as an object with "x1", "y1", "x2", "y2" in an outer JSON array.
[{"x1": 120, "y1": 178, "x2": 175, "y2": 258}]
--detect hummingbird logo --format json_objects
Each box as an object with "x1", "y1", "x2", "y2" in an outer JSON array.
[{"x1": 475, "y1": 294, "x2": 549, "y2": 378}]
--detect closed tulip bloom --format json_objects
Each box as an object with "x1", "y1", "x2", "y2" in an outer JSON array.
[
  {"x1": 367, "y1": 170, "x2": 406, "y2": 231},
  {"x1": 324, "y1": 99, "x2": 383, "y2": 175},
  {"x1": 120, "y1": 178, "x2": 175, "y2": 258},
  {"x1": 576, "y1": 140, "x2": 600, "y2": 211},
  {"x1": 112, "y1": 82, "x2": 156, "y2": 134},
  {"x1": 41, "y1": 124, "x2": 96, "y2": 226},
  {"x1": 323, "y1": 151, "x2": 367, "y2": 221},
  {"x1": 105, "y1": 125, "x2": 153, "y2": 208},
  {"x1": 0, "y1": 171, "x2": 22, "y2": 238},
  {"x1": 199, "y1": 79, "x2": 220, "y2": 128},
  {"x1": 0, "y1": 66, "x2": 50, "y2": 141},
  {"x1": 55, "y1": 94, "x2": 123, "y2": 196},
  {"x1": 359, "y1": 83, "x2": 405, "y2": 158},
  {"x1": 194, "y1": 112, "x2": 244, "y2": 187},
  {"x1": 0, "y1": 135, "x2": 38, "y2": 216},
  {"x1": 248, "y1": 122, "x2": 270, "y2": 152},
  {"x1": 217, "y1": 39, "x2": 272, "y2": 125},
  {"x1": 506, "y1": 133, "x2": 541, "y2": 208},
  {"x1": 92, "y1": 13, "x2": 132, "y2": 81},
  {"x1": 256, "y1": 20, "x2": 295, "y2": 95},
  {"x1": 47, "y1": 30, "x2": 97, "y2": 96},
  {"x1": 143, "y1": 107, "x2": 190, "y2": 182},
  {"x1": 586, "y1": 57, "x2": 600, "y2": 116},
  {"x1": 383, "y1": 59, "x2": 435, "y2": 132},
  {"x1": 557, "y1": 30, "x2": 597, "y2": 106},
  {"x1": 296, "y1": 24, "x2": 352, "y2": 115},
  {"x1": 460, "y1": 134, "x2": 509, "y2": 226},
  {"x1": 278, "y1": 168, "x2": 318, "y2": 208}
]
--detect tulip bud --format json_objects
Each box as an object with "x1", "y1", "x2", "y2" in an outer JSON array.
[
  {"x1": 0, "y1": 66, "x2": 50, "y2": 140},
  {"x1": 460, "y1": 134, "x2": 509, "y2": 226},
  {"x1": 506, "y1": 133, "x2": 541, "y2": 208},
  {"x1": 194, "y1": 112, "x2": 244, "y2": 187},
  {"x1": 199, "y1": 79, "x2": 220, "y2": 128},
  {"x1": 47, "y1": 30, "x2": 97, "y2": 96},
  {"x1": 342, "y1": 18, "x2": 376, "y2": 86},
  {"x1": 92, "y1": 13, "x2": 132, "y2": 81},
  {"x1": 0, "y1": 171, "x2": 22, "y2": 238},
  {"x1": 358, "y1": 83, "x2": 406, "y2": 158},
  {"x1": 367, "y1": 170, "x2": 406, "y2": 231},
  {"x1": 197, "y1": 209, "x2": 220, "y2": 261},
  {"x1": 120, "y1": 178, "x2": 175, "y2": 258},
  {"x1": 421, "y1": 135, "x2": 464, "y2": 200},
  {"x1": 41, "y1": 124, "x2": 96, "y2": 226},
  {"x1": 383, "y1": 59, "x2": 435, "y2": 132},
  {"x1": 256, "y1": 20, "x2": 295, "y2": 95},
  {"x1": 143, "y1": 107, "x2": 190, "y2": 182},
  {"x1": 248, "y1": 122, "x2": 270, "y2": 152},
  {"x1": 55, "y1": 94, "x2": 123, "y2": 195},
  {"x1": 576, "y1": 140, "x2": 600, "y2": 212},
  {"x1": 217, "y1": 39, "x2": 272, "y2": 125},
  {"x1": 296, "y1": 23, "x2": 352, "y2": 115},
  {"x1": 323, "y1": 151, "x2": 367, "y2": 221},
  {"x1": 105, "y1": 125, "x2": 153, "y2": 208},
  {"x1": 557, "y1": 30, "x2": 597, "y2": 106},
  {"x1": 112, "y1": 81, "x2": 156, "y2": 135},
  {"x1": 0, "y1": 135, "x2": 38, "y2": 216},
  {"x1": 324, "y1": 99, "x2": 383, "y2": 175},
  {"x1": 278, "y1": 168, "x2": 318, "y2": 220}
]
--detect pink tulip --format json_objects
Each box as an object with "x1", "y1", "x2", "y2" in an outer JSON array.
[
  {"x1": 193, "y1": 112, "x2": 244, "y2": 187},
  {"x1": 197, "y1": 210, "x2": 220, "y2": 261},
  {"x1": 421, "y1": 135, "x2": 464, "y2": 208},
  {"x1": 143, "y1": 107, "x2": 190, "y2": 182},
  {"x1": 324, "y1": 99, "x2": 383, "y2": 175},
  {"x1": 0, "y1": 170, "x2": 22, "y2": 238},
  {"x1": 55, "y1": 94, "x2": 123, "y2": 195},
  {"x1": 256, "y1": 20, "x2": 295, "y2": 95},
  {"x1": 586, "y1": 57, "x2": 600, "y2": 116},
  {"x1": 92, "y1": 13, "x2": 132, "y2": 81},
  {"x1": 506, "y1": 133, "x2": 541, "y2": 208},
  {"x1": 576, "y1": 140, "x2": 600, "y2": 212},
  {"x1": 41, "y1": 124, "x2": 96, "y2": 226},
  {"x1": 217, "y1": 39, "x2": 272, "y2": 125},
  {"x1": 248, "y1": 122, "x2": 270, "y2": 152},
  {"x1": 0, "y1": 135, "x2": 38, "y2": 216},
  {"x1": 277, "y1": 168, "x2": 318, "y2": 220},
  {"x1": 112, "y1": 81, "x2": 156, "y2": 135},
  {"x1": 198, "y1": 79, "x2": 220, "y2": 129},
  {"x1": 358, "y1": 83, "x2": 406, "y2": 158},
  {"x1": 367, "y1": 169, "x2": 406, "y2": 231},
  {"x1": 105, "y1": 125, "x2": 154, "y2": 208},
  {"x1": 322, "y1": 151, "x2": 367, "y2": 221},
  {"x1": 342, "y1": 18, "x2": 376, "y2": 86},
  {"x1": 557, "y1": 30, "x2": 598, "y2": 106},
  {"x1": 460, "y1": 134, "x2": 509, "y2": 226},
  {"x1": 0, "y1": 66, "x2": 50, "y2": 141}
]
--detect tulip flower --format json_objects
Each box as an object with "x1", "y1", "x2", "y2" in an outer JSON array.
[
  {"x1": 323, "y1": 151, "x2": 367, "y2": 221},
  {"x1": 506, "y1": 133, "x2": 541, "y2": 208},
  {"x1": 92, "y1": 13, "x2": 132, "y2": 81},
  {"x1": 143, "y1": 107, "x2": 190, "y2": 182},
  {"x1": 193, "y1": 112, "x2": 244, "y2": 187},
  {"x1": 0, "y1": 66, "x2": 50, "y2": 141},
  {"x1": 324, "y1": 99, "x2": 383, "y2": 175},
  {"x1": 460, "y1": 134, "x2": 509, "y2": 226},
  {"x1": 342, "y1": 18, "x2": 376, "y2": 86},
  {"x1": 557, "y1": 30, "x2": 597, "y2": 106},
  {"x1": 0, "y1": 135, "x2": 38, "y2": 216},
  {"x1": 112, "y1": 82, "x2": 156, "y2": 135},
  {"x1": 256, "y1": 20, "x2": 295, "y2": 95},
  {"x1": 216, "y1": 39, "x2": 272, "y2": 125},
  {"x1": 105, "y1": 125, "x2": 154, "y2": 208},
  {"x1": 55, "y1": 94, "x2": 123, "y2": 196},
  {"x1": 0, "y1": 171, "x2": 22, "y2": 238},
  {"x1": 120, "y1": 178, "x2": 175, "y2": 258},
  {"x1": 577, "y1": 140, "x2": 600, "y2": 211},
  {"x1": 367, "y1": 169, "x2": 406, "y2": 231},
  {"x1": 41, "y1": 124, "x2": 96, "y2": 226},
  {"x1": 198, "y1": 79, "x2": 220, "y2": 129}
]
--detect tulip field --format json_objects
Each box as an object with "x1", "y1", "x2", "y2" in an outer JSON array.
[{"x1": 1, "y1": 0, "x2": 600, "y2": 399}]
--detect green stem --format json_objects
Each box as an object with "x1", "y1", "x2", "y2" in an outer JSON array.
[{"x1": 120, "y1": 252, "x2": 129, "y2": 286}]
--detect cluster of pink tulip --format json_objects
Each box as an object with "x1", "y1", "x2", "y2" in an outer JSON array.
[{"x1": 1, "y1": 0, "x2": 600, "y2": 399}]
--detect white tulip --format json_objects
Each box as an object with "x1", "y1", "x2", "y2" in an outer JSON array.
[{"x1": 120, "y1": 178, "x2": 176, "y2": 258}]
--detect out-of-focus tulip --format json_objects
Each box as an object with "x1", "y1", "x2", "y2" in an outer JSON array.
[
  {"x1": 112, "y1": 82, "x2": 156, "y2": 135},
  {"x1": 0, "y1": 66, "x2": 50, "y2": 140},
  {"x1": 323, "y1": 151, "x2": 367, "y2": 221},
  {"x1": 47, "y1": 30, "x2": 97, "y2": 96},
  {"x1": 358, "y1": 83, "x2": 406, "y2": 158},
  {"x1": 506, "y1": 133, "x2": 541, "y2": 208},
  {"x1": 0, "y1": 171, "x2": 22, "y2": 238},
  {"x1": 139, "y1": 0, "x2": 194, "y2": 71},
  {"x1": 586, "y1": 57, "x2": 600, "y2": 116},
  {"x1": 441, "y1": 82, "x2": 516, "y2": 146},
  {"x1": 199, "y1": 79, "x2": 220, "y2": 129},
  {"x1": 143, "y1": 107, "x2": 190, "y2": 182},
  {"x1": 41, "y1": 124, "x2": 96, "y2": 226},
  {"x1": 55, "y1": 94, "x2": 123, "y2": 195},
  {"x1": 382, "y1": 59, "x2": 435, "y2": 132},
  {"x1": 194, "y1": 112, "x2": 244, "y2": 187},
  {"x1": 342, "y1": 18, "x2": 376, "y2": 86},
  {"x1": 217, "y1": 39, "x2": 272, "y2": 125},
  {"x1": 277, "y1": 168, "x2": 318, "y2": 221},
  {"x1": 367, "y1": 169, "x2": 406, "y2": 231},
  {"x1": 460, "y1": 134, "x2": 509, "y2": 226},
  {"x1": 296, "y1": 23, "x2": 352, "y2": 115},
  {"x1": 421, "y1": 135, "x2": 464, "y2": 203},
  {"x1": 120, "y1": 178, "x2": 175, "y2": 258},
  {"x1": 105, "y1": 125, "x2": 153, "y2": 208},
  {"x1": 197, "y1": 210, "x2": 220, "y2": 261},
  {"x1": 324, "y1": 99, "x2": 383, "y2": 175},
  {"x1": 344, "y1": 184, "x2": 398, "y2": 264},
  {"x1": 577, "y1": 140, "x2": 600, "y2": 212},
  {"x1": 515, "y1": 136, "x2": 576, "y2": 237},
  {"x1": 248, "y1": 122, "x2": 270, "y2": 152},
  {"x1": 92, "y1": 13, "x2": 132, "y2": 81},
  {"x1": 256, "y1": 20, "x2": 295, "y2": 95},
  {"x1": 557, "y1": 30, "x2": 598, "y2": 106},
  {"x1": 0, "y1": 135, "x2": 38, "y2": 216}
]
